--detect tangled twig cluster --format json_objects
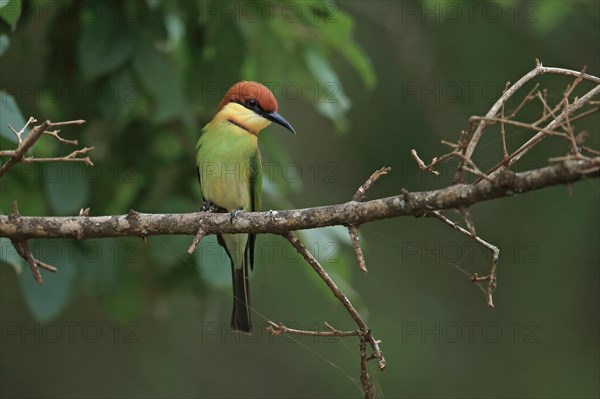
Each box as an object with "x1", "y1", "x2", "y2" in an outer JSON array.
[{"x1": 410, "y1": 61, "x2": 599, "y2": 315}]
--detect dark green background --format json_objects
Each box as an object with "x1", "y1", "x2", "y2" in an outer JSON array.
[{"x1": 1, "y1": 1, "x2": 598, "y2": 398}]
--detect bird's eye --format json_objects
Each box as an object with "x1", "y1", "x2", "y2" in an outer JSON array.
[{"x1": 246, "y1": 98, "x2": 258, "y2": 108}]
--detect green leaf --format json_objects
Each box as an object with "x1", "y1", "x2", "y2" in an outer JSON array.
[
  {"x1": 195, "y1": 235, "x2": 231, "y2": 289},
  {"x1": 304, "y1": 46, "x2": 351, "y2": 132},
  {"x1": 0, "y1": 34, "x2": 9, "y2": 56},
  {"x1": 162, "y1": 12, "x2": 184, "y2": 51},
  {"x1": 78, "y1": 2, "x2": 135, "y2": 80},
  {"x1": 304, "y1": 3, "x2": 376, "y2": 89},
  {"x1": 0, "y1": 0, "x2": 21, "y2": 31},
  {"x1": 0, "y1": 237, "x2": 22, "y2": 274},
  {"x1": 44, "y1": 163, "x2": 90, "y2": 215},
  {"x1": 341, "y1": 43, "x2": 376, "y2": 89},
  {"x1": 260, "y1": 136, "x2": 302, "y2": 198},
  {"x1": 18, "y1": 239, "x2": 77, "y2": 322},
  {"x1": 132, "y1": 43, "x2": 191, "y2": 126},
  {"x1": 300, "y1": 227, "x2": 350, "y2": 268},
  {"x1": 0, "y1": 91, "x2": 25, "y2": 143},
  {"x1": 236, "y1": 5, "x2": 373, "y2": 132}
]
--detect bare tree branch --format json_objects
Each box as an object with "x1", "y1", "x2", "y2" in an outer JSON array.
[
  {"x1": 482, "y1": 84, "x2": 600, "y2": 180},
  {"x1": 454, "y1": 60, "x2": 599, "y2": 182},
  {"x1": 0, "y1": 118, "x2": 89, "y2": 177},
  {"x1": 2, "y1": 160, "x2": 596, "y2": 241}
]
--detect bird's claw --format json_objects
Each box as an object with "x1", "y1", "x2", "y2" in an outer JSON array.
[
  {"x1": 201, "y1": 201, "x2": 213, "y2": 212},
  {"x1": 267, "y1": 210, "x2": 278, "y2": 219},
  {"x1": 230, "y1": 209, "x2": 243, "y2": 223},
  {"x1": 202, "y1": 201, "x2": 223, "y2": 213}
]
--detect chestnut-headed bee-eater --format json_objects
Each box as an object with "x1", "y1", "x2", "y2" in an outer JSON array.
[{"x1": 195, "y1": 81, "x2": 296, "y2": 332}]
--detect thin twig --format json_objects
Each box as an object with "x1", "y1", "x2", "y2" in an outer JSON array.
[
  {"x1": 11, "y1": 240, "x2": 43, "y2": 283},
  {"x1": 9, "y1": 116, "x2": 37, "y2": 145},
  {"x1": 359, "y1": 336, "x2": 372, "y2": 398},
  {"x1": 266, "y1": 321, "x2": 359, "y2": 337},
  {"x1": 348, "y1": 167, "x2": 391, "y2": 272},
  {"x1": 43, "y1": 129, "x2": 79, "y2": 145},
  {"x1": 349, "y1": 225, "x2": 367, "y2": 272},
  {"x1": 458, "y1": 208, "x2": 477, "y2": 237},
  {"x1": 535, "y1": 90, "x2": 569, "y2": 133},
  {"x1": 570, "y1": 106, "x2": 600, "y2": 123},
  {"x1": 281, "y1": 232, "x2": 386, "y2": 399},
  {"x1": 353, "y1": 167, "x2": 391, "y2": 201},
  {"x1": 428, "y1": 211, "x2": 499, "y2": 308},
  {"x1": 281, "y1": 232, "x2": 378, "y2": 345},
  {"x1": 187, "y1": 227, "x2": 206, "y2": 255},
  {"x1": 500, "y1": 81, "x2": 511, "y2": 159},
  {"x1": 410, "y1": 149, "x2": 455, "y2": 175},
  {"x1": 0, "y1": 118, "x2": 87, "y2": 177},
  {"x1": 468, "y1": 116, "x2": 568, "y2": 137},
  {"x1": 22, "y1": 147, "x2": 94, "y2": 166},
  {"x1": 506, "y1": 83, "x2": 540, "y2": 119},
  {"x1": 8, "y1": 202, "x2": 57, "y2": 283}
]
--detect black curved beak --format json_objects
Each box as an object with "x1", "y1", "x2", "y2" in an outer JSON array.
[{"x1": 263, "y1": 111, "x2": 296, "y2": 135}]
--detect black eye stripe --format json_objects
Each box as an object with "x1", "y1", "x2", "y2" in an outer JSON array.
[
  {"x1": 243, "y1": 98, "x2": 265, "y2": 113},
  {"x1": 231, "y1": 98, "x2": 264, "y2": 113}
]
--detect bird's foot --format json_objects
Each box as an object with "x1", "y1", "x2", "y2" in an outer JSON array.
[
  {"x1": 230, "y1": 209, "x2": 243, "y2": 223},
  {"x1": 202, "y1": 201, "x2": 224, "y2": 213},
  {"x1": 267, "y1": 210, "x2": 278, "y2": 219},
  {"x1": 201, "y1": 201, "x2": 213, "y2": 212}
]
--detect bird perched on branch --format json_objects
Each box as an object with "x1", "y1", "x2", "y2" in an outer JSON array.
[{"x1": 195, "y1": 81, "x2": 296, "y2": 332}]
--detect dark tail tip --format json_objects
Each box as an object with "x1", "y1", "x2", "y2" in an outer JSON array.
[{"x1": 231, "y1": 266, "x2": 252, "y2": 333}]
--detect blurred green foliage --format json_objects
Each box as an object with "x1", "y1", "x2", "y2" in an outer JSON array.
[
  {"x1": 1, "y1": 1, "x2": 599, "y2": 398},
  {"x1": 1, "y1": 0, "x2": 374, "y2": 322}
]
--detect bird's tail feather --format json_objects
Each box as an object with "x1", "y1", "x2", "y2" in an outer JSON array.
[{"x1": 230, "y1": 261, "x2": 252, "y2": 333}]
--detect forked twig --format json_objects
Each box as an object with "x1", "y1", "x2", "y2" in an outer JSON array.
[
  {"x1": 347, "y1": 167, "x2": 391, "y2": 272},
  {"x1": 9, "y1": 202, "x2": 58, "y2": 283},
  {"x1": 428, "y1": 211, "x2": 499, "y2": 308},
  {"x1": 0, "y1": 118, "x2": 88, "y2": 177},
  {"x1": 353, "y1": 167, "x2": 391, "y2": 202},
  {"x1": 274, "y1": 232, "x2": 386, "y2": 399}
]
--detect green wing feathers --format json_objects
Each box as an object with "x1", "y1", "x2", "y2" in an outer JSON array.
[{"x1": 248, "y1": 150, "x2": 262, "y2": 271}]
